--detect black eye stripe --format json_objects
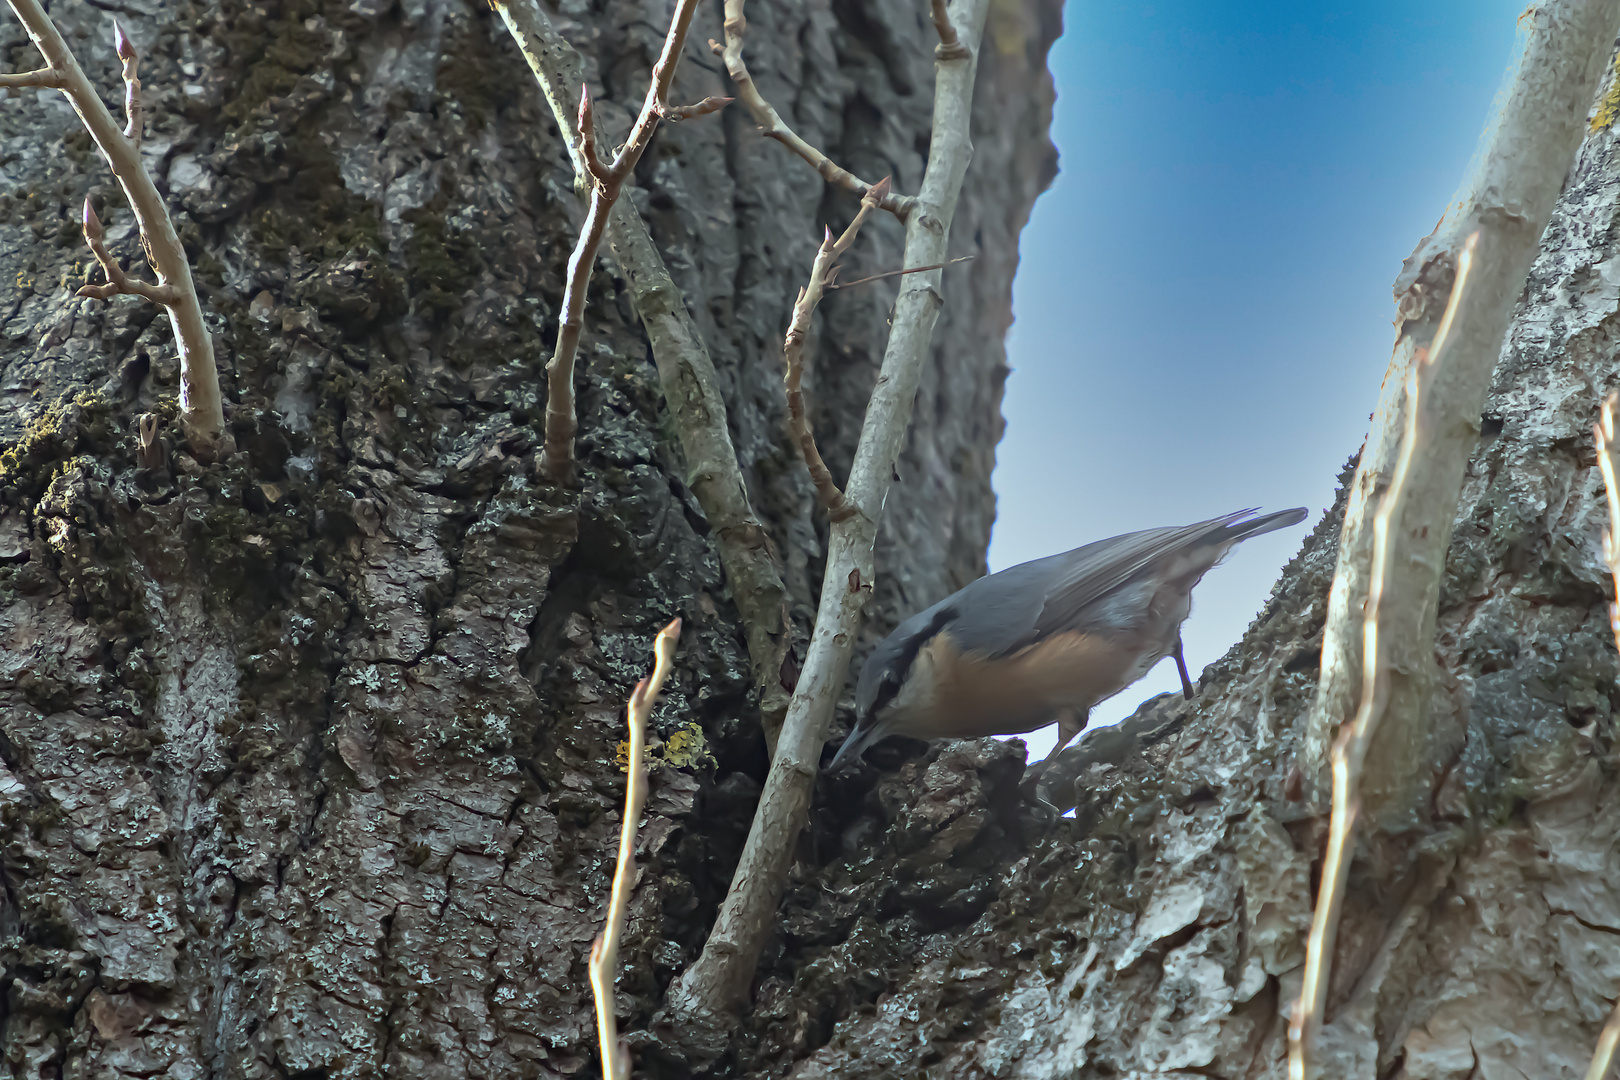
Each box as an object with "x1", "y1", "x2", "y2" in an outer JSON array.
[{"x1": 872, "y1": 606, "x2": 956, "y2": 713}]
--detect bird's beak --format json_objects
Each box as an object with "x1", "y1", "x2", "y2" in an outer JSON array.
[{"x1": 826, "y1": 718, "x2": 882, "y2": 774}]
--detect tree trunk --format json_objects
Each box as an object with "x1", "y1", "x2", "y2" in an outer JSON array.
[{"x1": 0, "y1": 0, "x2": 1056, "y2": 1076}]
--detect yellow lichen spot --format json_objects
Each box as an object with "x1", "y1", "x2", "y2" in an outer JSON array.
[
  {"x1": 661, "y1": 723, "x2": 716, "y2": 771},
  {"x1": 1591, "y1": 52, "x2": 1620, "y2": 132},
  {"x1": 615, "y1": 722, "x2": 715, "y2": 774},
  {"x1": 988, "y1": 0, "x2": 1026, "y2": 59}
]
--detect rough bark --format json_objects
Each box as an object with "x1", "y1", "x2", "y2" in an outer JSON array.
[{"x1": 0, "y1": 0, "x2": 1055, "y2": 1077}]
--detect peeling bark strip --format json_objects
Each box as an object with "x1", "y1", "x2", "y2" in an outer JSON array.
[
  {"x1": 665, "y1": 0, "x2": 991, "y2": 1042},
  {"x1": 1307, "y1": 0, "x2": 1620, "y2": 829},
  {"x1": 534, "y1": 0, "x2": 729, "y2": 485},
  {"x1": 0, "y1": 0, "x2": 225, "y2": 457},
  {"x1": 493, "y1": 0, "x2": 795, "y2": 744}
]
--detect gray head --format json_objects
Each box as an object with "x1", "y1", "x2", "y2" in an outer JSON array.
[{"x1": 827, "y1": 602, "x2": 957, "y2": 773}]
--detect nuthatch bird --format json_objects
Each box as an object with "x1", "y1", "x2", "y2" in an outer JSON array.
[{"x1": 827, "y1": 507, "x2": 1308, "y2": 774}]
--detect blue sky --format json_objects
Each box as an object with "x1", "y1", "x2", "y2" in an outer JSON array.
[{"x1": 990, "y1": 2, "x2": 1530, "y2": 757}]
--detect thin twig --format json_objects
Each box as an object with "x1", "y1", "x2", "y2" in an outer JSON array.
[
  {"x1": 1586, "y1": 996, "x2": 1620, "y2": 1080},
  {"x1": 667, "y1": 0, "x2": 988, "y2": 1041},
  {"x1": 589, "y1": 616, "x2": 681, "y2": 1080},
  {"x1": 1588, "y1": 395, "x2": 1620, "y2": 1080},
  {"x1": 492, "y1": 0, "x2": 795, "y2": 748},
  {"x1": 1594, "y1": 391, "x2": 1620, "y2": 656},
  {"x1": 784, "y1": 177, "x2": 890, "y2": 522},
  {"x1": 1, "y1": 1, "x2": 226, "y2": 457},
  {"x1": 825, "y1": 255, "x2": 973, "y2": 291},
  {"x1": 708, "y1": 0, "x2": 914, "y2": 219},
  {"x1": 1288, "y1": 233, "x2": 1479, "y2": 1080},
  {"x1": 538, "y1": 0, "x2": 729, "y2": 484}
]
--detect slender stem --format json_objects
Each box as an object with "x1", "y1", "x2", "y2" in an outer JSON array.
[
  {"x1": 589, "y1": 617, "x2": 681, "y2": 1080},
  {"x1": 783, "y1": 177, "x2": 890, "y2": 522}
]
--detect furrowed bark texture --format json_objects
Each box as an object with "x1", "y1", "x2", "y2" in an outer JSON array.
[{"x1": 0, "y1": 0, "x2": 1055, "y2": 1077}]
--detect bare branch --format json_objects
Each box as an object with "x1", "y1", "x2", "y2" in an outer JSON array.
[
  {"x1": 2, "y1": 1, "x2": 227, "y2": 458},
  {"x1": 589, "y1": 617, "x2": 681, "y2": 1080},
  {"x1": 783, "y1": 177, "x2": 890, "y2": 522},
  {"x1": 0, "y1": 66, "x2": 61, "y2": 88},
  {"x1": 666, "y1": 0, "x2": 989, "y2": 1042},
  {"x1": 708, "y1": 0, "x2": 914, "y2": 218},
  {"x1": 1306, "y1": 0, "x2": 1620, "y2": 831},
  {"x1": 1289, "y1": 234, "x2": 1478, "y2": 1079},
  {"x1": 492, "y1": 0, "x2": 794, "y2": 743},
  {"x1": 534, "y1": 0, "x2": 730, "y2": 484}
]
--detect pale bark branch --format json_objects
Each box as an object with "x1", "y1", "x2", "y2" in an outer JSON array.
[
  {"x1": 492, "y1": 0, "x2": 795, "y2": 742},
  {"x1": 708, "y1": 0, "x2": 915, "y2": 219},
  {"x1": 589, "y1": 617, "x2": 681, "y2": 1080},
  {"x1": 536, "y1": 0, "x2": 722, "y2": 484},
  {"x1": 1, "y1": 0, "x2": 227, "y2": 458},
  {"x1": 928, "y1": 0, "x2": 971, "y2": 60},
  {"x1": 1305, "y1": 0, "x2": 1620, "y2": 831},
  {"x1": 783, "y1": 177, "x2": 890, "y2": 522},
  {"x1": 1594, "y1": 391, "x2": 1620, "y2": 656},
  {"x1": 1586, "y1": 994, "x2": 1620, "y2": 1080},
  {"x1": 665, "y1": 0, "x2": 989, "y2": 1041},
  {"x1": 1289, "y1": 235, "x2": 1478, "y2": 1080}
]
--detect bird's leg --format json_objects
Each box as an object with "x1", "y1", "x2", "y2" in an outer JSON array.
[{"x1": 1172, "y1": 635, "x2": 1196, "y2": 700}]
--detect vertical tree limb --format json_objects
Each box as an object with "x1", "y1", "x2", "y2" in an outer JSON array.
[
  {"x1": 2, "y1": 2, "x2": 226, "y2": 457},
  {"x1": 1305, "y1": 0, "x2": 1620, "y2": 829},
  {"x1": 492, "y1": 0, "x2": 795, "y2": 744},
  {"x1": 783, "y1": 177, "x2": 891, "y2": 523},
  {"x1": 1289, "y1": 236, "x2": 1477, "y2": 1080},
  {"x1": 589, "y1": 617, "x2": 681, "y2": 1080},
  {"x1": 664, "y1": 0, "x2": 989, "y2": 1040}
]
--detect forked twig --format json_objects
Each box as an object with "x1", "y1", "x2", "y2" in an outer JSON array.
[
  {"x1": 538, "y1": 0, "x2": 731, "y2": 484},
  {"x1": 708, "y1": 0, "x2": 913, "y2": 219},
  {"x1": 1288, "y1": 233, "x2": 1479, "y2": 1079},
  {"x1": 492, "y1": 0, "x2": 795, "y2": 749},
  {"x1": 0, "y1": 3, "x2": 226, "y2": 457},
  {"x1": 589, "y1": 616, "x2": 682, "y2": 1080},
  {"x1": 783, "y1": 177, "x2": 890, "y2": 522}
]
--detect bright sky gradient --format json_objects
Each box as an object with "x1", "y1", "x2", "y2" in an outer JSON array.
[{"x1": 991, "y1": 2, "x2": 1530, "y2": 759}]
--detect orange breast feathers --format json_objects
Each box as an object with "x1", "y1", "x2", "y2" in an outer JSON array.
[{"x1": 890, "y1": 628, "x2": 1147, "y2": 741}]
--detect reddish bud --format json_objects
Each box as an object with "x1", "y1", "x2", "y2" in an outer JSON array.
[{"x1": 113, "y1": 21, "x2": 136, "y2": 61}]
